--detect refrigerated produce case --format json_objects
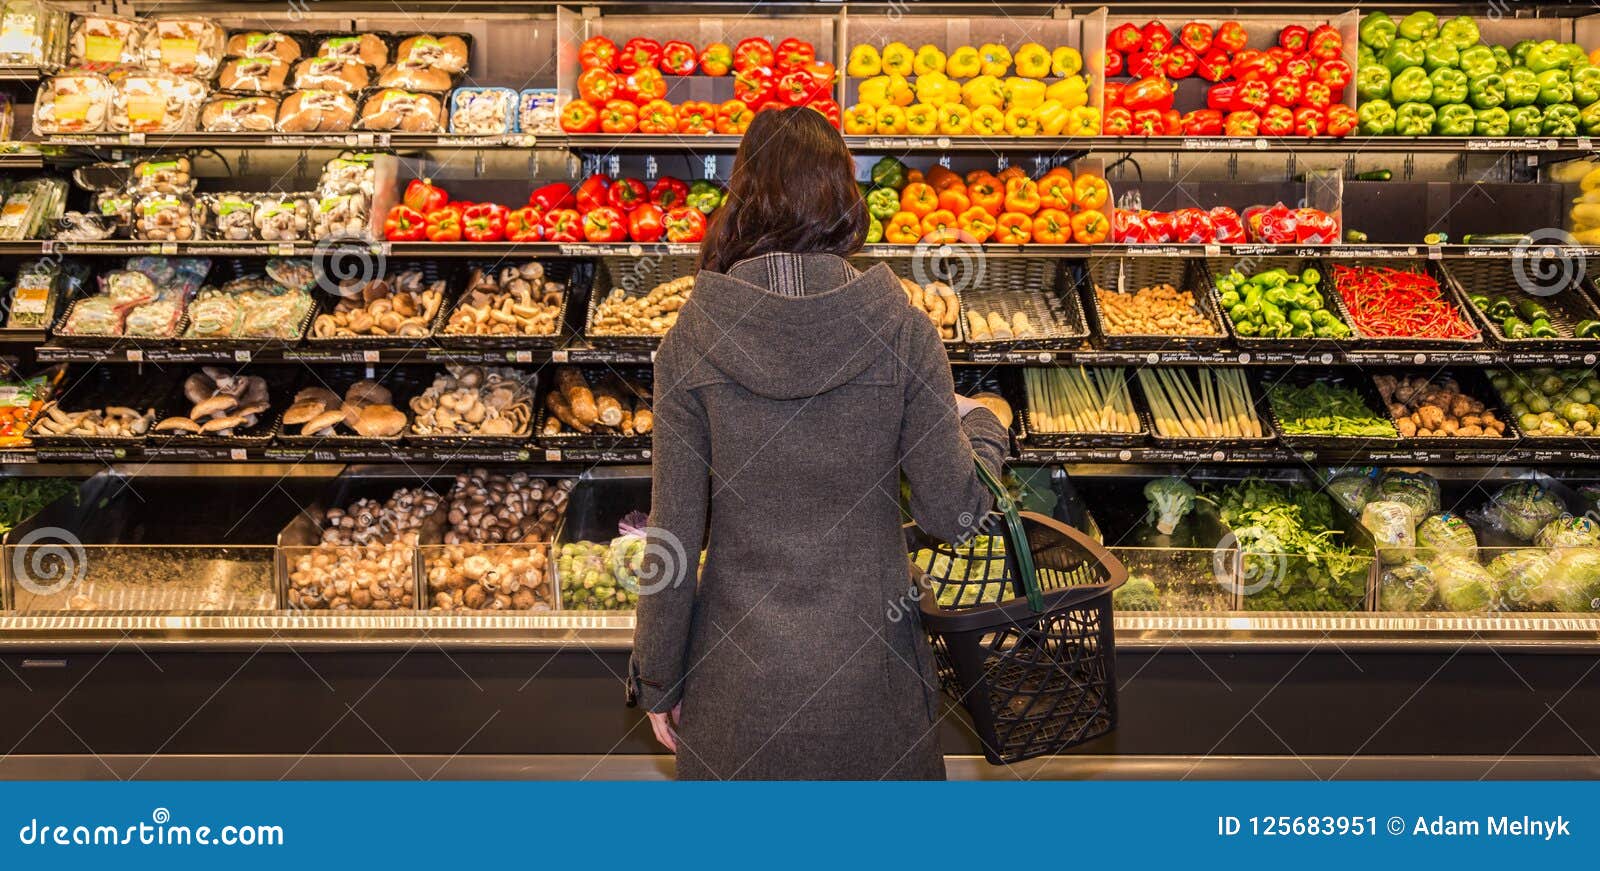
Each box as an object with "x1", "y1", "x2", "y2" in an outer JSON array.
[{"x1": 1, "y1": 1, "x2": 1600, "y2": 777}]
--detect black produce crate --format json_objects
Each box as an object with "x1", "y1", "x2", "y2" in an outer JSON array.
[
  {"x1": 586, "y1": 255, "x2": 695, "y2": 350},
  {"x1": 1443, "y1": 258, "x2": 1600, "y2": 351},
  {"x1": 435, "y1": 259, "x2": 576, "y2": 351},
  {"x1": 1328, "y1": 258, "x2": 1484, "y2": 350},
  {"x1": 1082, "y1": 257, "x2": 1228, "y2": 352},
  {"x1": 271, "y1": 366, "x2": 427, "y2": 448},
  {"x1": 1369, "y1": 368, "x2": 1523, "y2": 450},
  {"x1": 1201, "y1": 257, "x2": 1359, "y2": 352},
  {"x1": 23, "y1": 367, "x2": 172, "y2": 449},
  {"x1": 1018, "y1": 366, "x2": 1150, "y2": 450},
  {"x1": 403, "y1": 367, "x2": 539, "y2": 447},
  {"x1": 145, "y1": 367, "x2": 297, "y2": 448},
  {"x1": 1131, "y1": 367, "x2": 1277, "y2": 450},
  {"x1": 957, "y1": 259, "x2": 1087, "y2": 352},
  {"x1": 1261, "y1": 368, "x2": 1402, "y2": 451},
  {"x1": 302, "y1": 261, "x2": 457, "y2": 348},
  {"x1": 50, "y1": 297, "x2": 185, "y2": 348},
  {"x1": 848, "y1": 255, "x2": 965, "y2": 346},
  {"x1": 534, "y1": 366, "x2": 653, "y2": 451},
  {"x1": 1482, "y1": 368, "x2": 1600, "y2": 450}
]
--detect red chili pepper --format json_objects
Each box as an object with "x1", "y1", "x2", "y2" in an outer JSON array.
[{"x1": 1332, "y1": 264, "x2": 1479, "y2": 339}]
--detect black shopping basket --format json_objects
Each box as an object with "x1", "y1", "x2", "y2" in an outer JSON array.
[{"x1": 911, "y1": 462, "x2": 1127, "y2": 765}]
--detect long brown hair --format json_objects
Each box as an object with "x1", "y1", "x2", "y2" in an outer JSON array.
[{"x1": 698, "y1": 106, "x2": 868, "y2": 274}]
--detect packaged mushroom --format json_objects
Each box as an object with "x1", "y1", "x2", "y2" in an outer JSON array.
[
  {"x1": 274, "y1": 89, "x2": 356, "y2": 132},
  {"x1": 129, "y1": 155, "x2": 194, "y2": 195},
  {"x1": 310, "y1": 191, "x2": 369, "y2": 240},
  {"x1": 216, "y1": 56, "x2": 290, "y2": 93},
  {"x1": 286, "y1": 487, "x2": 440, "y2": 611},
  {"x1": 542, "y1": 367, "x2": 653, "y2": 440},
  {"x1": 443, "y1": 261, "x2": 563, "y2": 337},
  {"x1": 355, "y1": 88, "x2": 444, "y2": 132},
  {"x1": 33, "y1": 70, "x2": 113, "y2": 135},
  {"x1": 517, "y1": 89, "x2": 559, "y2": 134},
  {"x1": 290, "y1": 56, "x2": 369, "y2": 93},
  {"x1": 311, "y1": 269, "x2": 443, "y2": 339},
  {"x1": 109, "y1": 72, "x2": 206, "y2": 134},
  {"x1": 899, "y1": 277, "x2": 960, "y2": 340},
  {"x1": 59, "y1": 258, "x2": 208, "y2": 338},
  {"x1": 200, "y1": 93, "x2": 279, "y2": 132},
  {"x1": 183, "y1": 279, "x2": 312, "y2": 340},
  {"x1": 590, "y1": 275, "x2": 692, "y2": 337},
  {"x1": 224, "y1": 30, "x2": 303, "y2": 64},
  {"x1": 204, "y1": 193, "x2": 256, "y2": 241},
  {"x1": 280, "y1": 379, "x2": 407, "y2": 439},
  {"x1": 317, "y1": 155, "x2": 376, "y2": 196},
  {"x1": 0, "y1": 0, "x2": 68, "y2": 66},
  {"x1": 394, "y1": 34, "x2": 469, "y2": 73},
  {"x1": 93, "y1": 191, "x2": 135, "y2": 234},
  {"x1": 449, "y1": 87, "x2": 516, "y2": 134},
  {"x1": 253, "y1": 192, "x2": 312, "y2": 242},
  {"x1": 425, "y1": 472, "x2": 575, "y2": 612},
  {"x1": 151, "y1": 368, "x2": 272, "y2": 438},
  {"x1": 132, "y1": 193, "x2": 200, "y2": 242},
  {"x1": 69, "y1": 14, "x2": 143, "y2": 70},
  {"x1": 141, "y1": 17, "x2": 224, "y2": 77},
  {"x1": 317, "y1": 33, "x2": 387, "y2": 68},
  {"x1": 409, "y1": 366, "x2": 534, "y2": 438},
  {"x1": 28, "y1": 403, "x2": 155, "y2": 440}
]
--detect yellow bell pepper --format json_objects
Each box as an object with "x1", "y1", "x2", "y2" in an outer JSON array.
[
  {"x1": 875, "y1": 104, "x2": 908, "y2": 134},
  {"x1": 1581, "y1": 165, "x2": 1600, "y2": 193},
  {"x1": 1003, "y1": 106, "x2": 1039, "y2": 136},
  {"x1": 971, "y1": 104, "x2": 1005, "y2": 136},
  {"x1": 1051, "y1": 46, "x2": 1083, "y2": 77},
  {"x1": 886, "y1": 73, "x2": 915, "y2": 106},
  {"x1": 913, "y1": 44, "x2": 947, "y2": 76},
  {"x1": 938, "y1": 103, "x2": 972, "y2": 134},
  {"x1": 1571, "y1": 203, "x2": 1600, "y2": 226},
  {"x1": 843, "y1": 103, "x2": 876, "y2": 134},
  {"x1": 1064, "y1": 106, "x2": 1100, "y2": 136},
  {"x1": 915, "y1": 72, "x2": 951, "y2": 106},
  {"x1": 947, "y1": 45, "x2": 982, "y2": 78},
  {"x1": 847, "y1": 45, "x2": 882, "y2": 78},
  {"x1": 961, "y1": 75, "x2": 1006, "y2": 109},
  {"x1": 1014, "y1": 42, "x2": 1051, "y2": 78},
  {"x1": 1036, "y1": 100, "x2": 1068, "y2": 135},
  {"x1": 979, "y1": 43, "x2": 1012, "y2": 77},
  {"x1": 881, "y1": 41, "x2": 914, "y2": 76},
  {"x1": 1045, "y1": 76, "x2": 1088, "y2": 109},
  {"x1": 1575, "y1": 227, "x2": 1600, "y2": 245},
  {"x1": 941, "y1": 79, "x2": 962, "y2": 105},
  {"x1": 858, "y1": 75, "x2": 890, "y2": 107},
  {"x1": 905, "y1": 102, "x2": 937, "y2": 135},
  {"x1": 1004, "y1": 77, "x2": 1047, "y2": 110}
]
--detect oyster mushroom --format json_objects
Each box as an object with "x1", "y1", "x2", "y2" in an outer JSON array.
[
  {"x1": 202, "y1": 414, "x2": 249, "y2": 434},
  {"x1": 302, "y1": 409, "x2": 345, "y2": 435},
  {"x1": 191, "y1": 394, "x2": 238, "y2": 418},
  {"x1": 153, "y1": 417, "x2": 203, "y2": 433}
]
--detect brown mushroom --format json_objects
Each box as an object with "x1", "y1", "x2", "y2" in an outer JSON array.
[
  {"x1": 301, "y1": 409, "x2": 346, "y2": 435},
  {"x1": 191, "y1": 394, "x2": 238, "y2": 418},
  {"x1": 352, "y1": 404, "x2": 406, "y2": 437},
  {"x1": 154, "y1": 416, "x2": 203, "y2": 433}
]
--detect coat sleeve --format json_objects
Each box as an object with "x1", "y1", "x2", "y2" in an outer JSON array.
[
  {"x1": 897, "y1": 316, "x2": 1008, "y2": 543},
  {"x1": 629, "y1": 344, "x2": 711, "y2": 713}
]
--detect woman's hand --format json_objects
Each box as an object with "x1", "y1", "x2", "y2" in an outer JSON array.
[{"x1": 647, "y1": 703, "x2": 682, "y2": 753}]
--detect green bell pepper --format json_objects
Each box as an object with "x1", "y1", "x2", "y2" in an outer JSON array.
[
  {"x1": 1396, "y1": 101, "x2": 1438, "y2": 135},
  {"x1": 869, "y1": 156, "x2": 907, "y2": 190},
  {"x1": 1438, "y1": 15, "x2": 1481, "y2": 50},
  {"x1": 687, "y1": 180, "x2": 723, "y2": 213},
  {"x1": 1527, "y1": 40, "x2": 1570, "y2": 74},
  {"x1": 1508, "y1": 105, "x2": 1543, "y2": 136},
  {"x1": 1512, "y1": 40, "x2": 1536, "y2": 66},
  {"x1": 1581, "y1": 100, "x2": 1600, "y2": 136},
  {"x1": 1429, "y1": 67, "x2": 1469, "y2": 105},
  {"x1": 1391, "y1": 66, "x2": 1434, "y2": 103},
  {"x1": 1359, "y1": 12, "x2": 1398, "y2": 51},
  {"x1": 1357, "y1": 64, "x2": 1392, "y2": 101},
  {"x1": 1504, "y1": 68, "x2": 1540, "y2": 107},
  {"x1": 1358, "y1": 44, "x2": 1377, "y2": 67},
  {"x1": 1542, "y1": 103, "x2": 1581, "y2": 136},
  {"x1": 1468, "y1": 73, "x2": 1505, "y2": 109},
  {"x1": 1573, "y1": 66, "x2": 1600, "y2": 105},
  {"x1": 1434, "y1": 103, "x2": 1476, "y2": 136},
  {"x1": 1398, "y1": 11, "x2": 1439, "y2": 42},
  {"x1": 1474, "y1": 106, "x2": 1510, "y2": 136},
  {"x1": 865, "y1": 186, "x2": 900, "y2": 221},
  {"x1": 1423, "y1": 40, "x2": 1460, "y2": 73},
  {"x1": 1537, "y1": 69, "x2": 1573, "y2": 106},
  {"x1": 1458, "y1": 45, "x2": 1498, "y2": 79},
  {"x1": 1357, "y1": 99, "x2": 1397, "y2": 135},
  {"x1": 1491, "y1": 44, "x2": 1513, "y2": 72},
  {"x1": 1382, "y1": 39, "x2": 1424, "y2": 75},
  {"x1": 865, "y1": 215, "x2": 883, "y2": 244}
]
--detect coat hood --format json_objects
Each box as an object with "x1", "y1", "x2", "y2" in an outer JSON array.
[{"x1": 673, "y1": 254, "x2": 907, "y2": 400}]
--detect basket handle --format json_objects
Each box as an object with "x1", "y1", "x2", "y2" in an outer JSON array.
[{"x1": 974, "y1": 459, "x2": 1046, "y2": 613}]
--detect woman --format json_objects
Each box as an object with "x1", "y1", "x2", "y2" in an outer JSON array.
[{"x1": 629, "y1": 106, "x2": 1008, "y2": 780}]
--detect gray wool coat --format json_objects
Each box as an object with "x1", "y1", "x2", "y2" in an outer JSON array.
[{"x1": 629, "y1": 252, "x2": 1008, "y2": 780}]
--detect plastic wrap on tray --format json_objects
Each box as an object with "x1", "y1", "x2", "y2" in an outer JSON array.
[
  {"x1": 318, "y1": 32, "x2": 387, "y2": 67},
  {"x1": 216, "y1": 56, "x2": 289, "y2": 93},
  {"x1": 109, "y1": 72, "x2": 205, "y2": 134},
  {"x1": 0, "y1": 92, "x2": 11, "y2": 140},
  {"x1": 6, "y1": 260, "x2": 64, "y2": 329},
  {"x1": 93, "y1": 191, "x2": 133, "y2": 235},
  {"x1": 204, "y1": 192, "x2": 256, "y2": 241},
  {"x1": 274, "y1": 88, "x2": 355, "y2": 132},
  {"x1": 449, "y1": 87, "x2": 516, "y2": 134},
  {"x1": 291, "y1": 55, "x2": 369, "y2": 93},
  {"x1": 518, "y1": 89, "x2": 559, "y2": 133},
  {"x1": 132, "y1": 192, "x2": 200, "y2": 241},
  {"x1": 52, "y1": 212, "x2": 115, "y2": 241},
  {"x1": 376, "y1": 61, "x2": 452, "y2": 92},
  {"x1": 69, "y1": 14, "x2": 143, "y2": 70},
  {"x1": 33, "y1": 70, "x2": 113, "y2": 134},
  {"x1": 310, "y1": 191, "x2": 369, "y2": 240},
  {"x1": 183, "y1": 277, "x2": 312, "y2": 340},
  {"x1": 356, "y1": 88, "x2": 443, "y2": 132},
  {"x1": 0, "y1": 0, "x2": 67, "y2": 66},
  {"x1": 253, "y1": 192, "x2": 312, "y2": 242},
  {"x1": 394, "y1": 33, "x2": 467, "y2": 73},
  {"x1": 129, "y1": 155, "x2": 194, "y2": 195},
  {"x1": 200, "y1": 92, "x2": 279, "y2": 131},
  {"x1": 224, "y1": 30, "x2": 302, "y2": 63},
  {"x1": 0, "y1": 177, "x2": 66, "y2": 240},
  {"x1": 141, "y1": 16, "x2": 224, "y2": 77},
  {"x1": 317, "y1": 155, "x2": 375, "y2": 196}
]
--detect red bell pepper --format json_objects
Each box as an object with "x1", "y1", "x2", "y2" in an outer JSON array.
[
  {"x1": 715, "y1": 99, "x2": 752, "y2": 134},
  {"x1": 734, "y1": 37, "x2": 775, "y2": 72},
  {"x1": 627, "y1": 203, "x2": 664, "y2": 242},
  {"x1": 1232, "y1": 79, "x2": 1270, "y2": 113},
  {"x1": 403, "y1": 178, "x2": 448, "y2": 214},
  {"x1": 1132, "y1": 108, "x2": 1165, "y2": 136},
  {"x1": 649, "y1": 177, "x2": 689, "y2": 210},
  {"x1": 777, "y1": 70, "x2": 823, "y2": 104},
  {"x1": 1161, "y1": 45, "x2": 1198, "y2": 79},
  {"x1": 1209, "y1": 206, "x2": 1245, "y2": 242},
  {"x1": 1215, "y1": 21, "x2": 1248, "y2": 54},
  {"x1": 1104, "y1": 49, "x2": 1124, "y2": 78},
  {"x1": 619, "y1": 38, "x2": 662, "y2": 74},
  {"x1": 1282, "y1": 55, "x2": 1314, "y2": 81},
  {"x1": 542, "y1": 208, "x2": 583, "y2": 242},
  {"x1": 664, "y1": 206, "x2": 707, "y2": 243},
  {"x1": 1141, "y1": 21, "x2": 1173, "y2": 52},
  {"x1": 1266, "y1": 46, "x2": 1297, "y2": 66},
  {"x1": 529, "y1": 182, "x2": 574, "y2": 212},
  {"x1": 806, "y1": 97, "x2": 841, "y2": 128},
  {"x1": 608, "y1": 177, "x2": 649, "y2": 211},
  {"x1": 1126, "y1": 51, "x2": 1160, "y2": 78},
  {"x1": 576, "y1": 174, "x2": 611, "y2": 212},
  {"x1": 1197, "y1": 47, "x2": 1231, "y2": 82},
  {"x1": 1315, "y1": 58, "x2": 1353, "y2": 91},
  {"x1": 1107, "y1": 23, "x2": 1143, "y2": 54},
  {"x1": 804, "y1": 60, "x2": 835, "y2": 91},
  {"x1": 579, "y1": 36, "x2": 617, "y2": 71},
  {"x1": 676, "y1": 100, "x2": 717, "y2": 135},
  {"x1": 383, "y1": 205, "x2": 426, "y2": 242},
  {"x1": 560, "y1": 99, "x2": 600, "y2": 133},
  {"x1": 1325, "y1": 103, "x2": 1357, "y2": 137},
  {"x1": 1112, "y1": 208, "x2": 1148, "y2": 243},
  {"x1": 1178, "y1": 22, "x2": 1213, "y2": 55},
  {"x1": 1103, "y1": 107, "x2": 1134, "y2": 135},
  {"x1": 1300, "y1": 80, "x2": 1333, "y2": 111},
  {"x1": 733, "y1": 65, "x2": 775, "y2": 108},
  {"x1": 462, "y1": 203, "x2": 506, "y2": 242},
  {"x1": 1261, "y1": 104, "x2": 1295, "y2": 136},
  {"x1": 599, "y1": 99, "x2": 638, "y2": 134},
  {"x1": 621, "y1": 68, "x2": 666, "y2": 104},
  {"x1": 425, "y1": 208, "x2": 461, "y2": 242},
  {"x1": 1142, "y1": 210, "x2": 1174, "y2": 242},
  {"x1": 1223, "y1": 110, "x2": 1260, "y2": 136},
  {"x1": 699, "y1": 43, "x2": 732, "y2": 76},
  {"x1": 1180, "y1": 108, "x2": 1224, "y2": 136},
  {"x1": 1278, "y1": 25, "x2": 1309, "y2": 54},
  {"x1": 1268, "y1": 74, "x2": 1302, "y2": 108},
  {"x1": 660, "y1": 40, "x2": 698, "y2": 75},
  {"x1": 505, "y1": 206, "x2": 542, "y2": 242},
  {"x1": 1294, "y1": 207, "x2": 1338, "y2": 243},
  {"x1": 1308, "y1": 25, "x2": 1343, "y2": 62},
  {"x1": 1233, "y1": 52, "x2": 1280, "y2": 83},
  {"x1": 1104, "y1": 82, "x2": 1125, "y2": 108},
  {"x1": 775, "y1": 37, "x2": 815, "y2": 73},
  {"x1": 578, "y1": 68, "x2": 620, "y2": 104},
  {"x1": 1122, "y1": 75, "x2": 1175, "y2": 111},
  {"x1": 582, "y1": 206, "x2": 626, "y2": 242},
  {"x1": 1292, "y1": 106, "x2": 1326, "y2": 137}
]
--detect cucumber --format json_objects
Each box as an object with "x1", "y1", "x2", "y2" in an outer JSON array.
[
  {"x1": 1462, "y1": 233, "x2": 1532, "y2": 245},
  {"x1": 1354, "y1": 169, "x2": 1393, "y2": 181}
]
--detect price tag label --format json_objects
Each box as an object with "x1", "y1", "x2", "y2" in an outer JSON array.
[
  {"x1": 230, "y1": 448, "x2": 247, "y2": 461},
  {"x1": 551, "y1": 349, "x2": 569, "y2": 363},
  {"x1": 1580, "y1": 137, "x2": 1594, "y2": 150},
  {"x1": 160, "y1": 242, "x2": 178, "y2": 255},
  {"x1": 233, "y1": 350, "x2": 251, "y2": 362},
  {"x1": 512, "y1": 350, "x2": 533, "y2": 363},
  {"x1": 125, "y1": 349, "x2": 143, "y2": 362},
  {"x1": 362, "y1": 350, "x2": 379, "y2": 363},
  {"x1": 1204, "y1": 244, "x2": 1221, "y2": 257},
  {"x1": 128, "y1": 132, "x2": 145, "y2": 145},
  {"x1": 544, "y1": 449, "x2": 561, "y2": 462},
  {"x1": 1427, "y1": 245, "x2": 1443, "y2": 260}
]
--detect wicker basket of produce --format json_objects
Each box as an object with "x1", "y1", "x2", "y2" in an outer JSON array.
[
  {"x1": 1443, "y1": 258, "x2": 1600, "y2": 351},
  {"x1": 1202, "y1": 257, "x2": 1357, "y2": 351},
  {"x1": 587, "y1": 256, "x2": 696, "y2": 350},
  {"x1": 1020, "y1": 365, "x2": 1149, "y2": 449},
  {"x1": 1085, "y1": 257, "x2": 1228, "y2": 352},
  {"x1": 1329, "y1": 259, "x2": 1481, "y2": 350},
  {"x1": 537, "y1": 365, "x2": 653, "y2": 450}
]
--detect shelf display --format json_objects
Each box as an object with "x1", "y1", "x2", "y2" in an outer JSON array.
[{"x1": 866, "y1": 158, "x2": 1109, "y2": 244}]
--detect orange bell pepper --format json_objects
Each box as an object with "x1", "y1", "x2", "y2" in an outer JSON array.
[
  {"x1": 1031, "y1": 208, "x2": 1073, "y2": 244},
  {"x1": 676, "y1": 100, "x2": 717, "y2": 134},
  {"x1": 906, "y1": 169, "x2": 924, "y2": 184},
  {"x1": 1042, "y1": 166, "x2": 1073, "y2": 181},
  {"x1": 1073, "y1": 175, "x2": 1110, "y2": 211},
  {"x1": 920, "y1": 208, "x2": 958, "y2": 237},
  {"x1": 936, "y1": 187, "x2": 970, "y2": 214},
  {"x1": 997, "y1": 165, "x2": 1028, "y2": 184},
  {"x1": 994, "y1": 212, "x2": 1032, "y2": 244},
  {"x1": 899, "y1": 182, "x2": 937, "y2": 217},
  {"x1": 922, "y1": 228, "x2": 962, "y2": 244},
  {"x1": 925, "y1": 165, "x2": 962, "y2": 191},
  {"x1": 715, "y1": 99, "x2": 752, "y2": 134},
  {"x1": 958, "y1": 206, "x2": 997, "y2": 243},
  {"x1": 1002, "y1": 177, "x2": 1040, "y2": 215},
  {"x1": 967, "y1": 176, "x2": 1003, "y2": 215},
  {"x1": 964, "y1": 169, "x2": 996, "y2": 186},
  {"x1": 1038, "y1": 173, "x2": 1074, "y2": 211},
  {"x1": 885, "y1": 211, "x2": 922, "y2": 244},
  {"x1": 1070, "y1": 209, "x2": 1109, "y2": 244}
]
